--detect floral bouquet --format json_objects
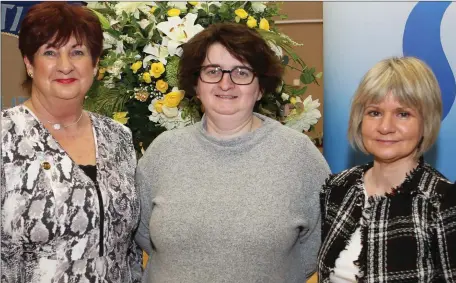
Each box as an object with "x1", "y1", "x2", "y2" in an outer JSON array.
[{"x1": 85, "y1": 1, "x2": 322, "y2": 154}]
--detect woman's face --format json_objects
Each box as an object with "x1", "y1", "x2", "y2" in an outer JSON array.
[
  {"x1": 24, "y1": 36, "x2": 97, "y2": 103},
  {"x1": 361, "y1": 93, "x2": 423, "y2": 163},
  {"x1": 195, "y1": 43, "x2": 262, "y2": 119}
]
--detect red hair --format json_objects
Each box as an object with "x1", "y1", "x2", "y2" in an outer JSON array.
[{"x1": 19, "y1": 2, "x2": 103, "y2": 66}]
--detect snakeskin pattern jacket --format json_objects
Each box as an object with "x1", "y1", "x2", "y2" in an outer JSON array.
[{"x1": 1, "y1": 105, "x2": 141, "y2": 283}]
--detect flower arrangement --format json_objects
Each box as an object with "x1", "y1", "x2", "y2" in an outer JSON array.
[{"x1": 85, "y1": 1, "x2": 322, "y2": 154}]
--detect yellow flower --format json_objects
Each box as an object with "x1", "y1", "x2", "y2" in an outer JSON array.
[
  {"x1": 97, "y1": 67, "x2": 106, "y2": 80},
  {"x1": 235, "y1": 8, "x2": 248, "y2": 20},
  {"x1": 130, "y1": 61, "x2": 142, "y2": 73},
  {"x1": 246, "y1": 16, "x2": 257, "y2": 28},
  {"x1": 163, "y1": 90, "x2": 184, "y2": 108},
  {"x1": 259, "y1": 18, "x2": 270, "y2": 31},
  {"x1": 290, "y1": 97, "x2": 297, "y2": 105},
  {"x1": 156, "y1": 80, "x2": 169, "y2": 93},
  {"x1": 167, "y1": 8, "x2": 181, "y2": 17},
  {"x1": 150, "y1": 6, "x2": 157, "y2": 13},
  {"x1": 188, "y1": 1, "x2": 198, "y2": 6},
  {"x1": 150, "y1": 62, "x2": 165, "y2": 78},
  {"x1": 143, "y1": 72, "x2": 152, "y2": 84},
  {"x1": 113, "y1": 112, "x2": 129, "y2": 125},
  {"x1": 154, "y1": 100, "x2": 164, "y2": 113}
]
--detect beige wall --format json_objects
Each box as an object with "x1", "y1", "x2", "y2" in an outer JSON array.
[
  {"x1": 274, "y1": 2, "x2": 323, "y2": 144},
  {"x1": 1, "y1": 33, "x2": 29, "y2": 109}
]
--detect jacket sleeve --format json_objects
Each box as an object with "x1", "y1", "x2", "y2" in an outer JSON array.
[
  {"x1": 1, "y1": 160, "x2": 22, "y2": 283},
  {"x1": 123, "y1": 131, "x2": 143, "y2": 282},
  {"x1": 433, "y1": 182, "x2": 456, "y2": 282}
]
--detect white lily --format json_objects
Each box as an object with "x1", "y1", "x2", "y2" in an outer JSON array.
[
  {"x1": 108, "y1": 15, "x2": 120, "y2": 27},
  {"x1": 251, "y1": 2, "x2": 266, "y2": 13},
  {"x1": 148, "y1": 100, "x2": 191, "y2": 130},
  {"x1": 191, "y1": 1, "x2": 221, "y2": 10},
  {"x1": 302, "y1": 95, "x2": 321, "y2": 113},
  {"x1": 285, "y1": 95, "x2": 321, "y2": 132},
  {"x1": 268, "y1": 41, "x2": 283, "y2": 58},
  {"x1": 143, "y1": 44, "x2": 169, "y2": 66},
  {"x1": 86, "y1": 2, "x2": 106, "y2": 9},
  {"x1": 103, "y1": 32, "x2": 124, "y2": 54},
  {"x1": 156, "y1": 13, "x2": 204, "y2": 56},
  {"x1": 139, "y1": 19, "x2": 151, "y2": 29},
  {"x1": 106, "y1": 60, "x2": 126, "y2": 80},
  {"x1": 114, "y1": 2, "x2": 154, "y2": 19}
]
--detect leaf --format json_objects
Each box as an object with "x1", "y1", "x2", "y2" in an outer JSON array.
[
  {"x1": 291, "y1": 86, "x2": 308, "y2": 96},
  {"x1": 315, "y1": 72, "x2": 323, "y2": 79},
  {"x1": 84, "y1": 82, "x2": 130, "y2": 116},
  {"x1": 300, "y1": 72, "x2": 314, "y2": 85},
  {"x1": 90, "y1": 8, "x2": 110, "y2": 30},
  {"x1": 107, "y1": 28, "x2": 121, "y2": 39}
]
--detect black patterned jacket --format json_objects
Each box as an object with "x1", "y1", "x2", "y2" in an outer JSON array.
[{"x1": 317, "y1": 159, "x2": 456, "y2": 282}]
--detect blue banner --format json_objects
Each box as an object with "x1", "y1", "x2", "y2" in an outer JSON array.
[
  {"x1": 1, "y1": 1, "x2": 86, "y2": 35},
  {"x1": 1, "y1": 1, "x2": 39, "y2": 35}
]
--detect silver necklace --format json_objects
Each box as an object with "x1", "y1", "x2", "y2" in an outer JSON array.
[{"x1": 47, "y1": 112, "x2": 83, "y2": 130}]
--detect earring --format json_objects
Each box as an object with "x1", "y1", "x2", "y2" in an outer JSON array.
[{"x1": 28, "y1": 71, "x2": 33, "y2": 78}]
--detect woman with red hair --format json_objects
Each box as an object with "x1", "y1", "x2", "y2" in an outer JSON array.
[{"x1": 1, "y1": 3, "x2": 141, "y2": 282}]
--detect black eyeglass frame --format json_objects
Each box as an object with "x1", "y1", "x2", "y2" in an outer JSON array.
[{"x1": 198, "y1": 65, "x2": 257, "y2": 85}]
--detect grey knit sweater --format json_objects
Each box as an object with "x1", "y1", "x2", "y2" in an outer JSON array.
[{"x1": 135, "y1": 113, "x2": 331, "y2": 283}]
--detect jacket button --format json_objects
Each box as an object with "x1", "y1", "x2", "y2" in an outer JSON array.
[{"x1": 42, "y1": 161, "x2": 51, "y2": 170}]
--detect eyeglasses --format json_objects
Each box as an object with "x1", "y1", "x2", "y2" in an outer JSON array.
[{"x1": 199, "y1": 65, "x2": 256, "y2": 85}]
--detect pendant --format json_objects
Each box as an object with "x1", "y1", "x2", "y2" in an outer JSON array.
[{"x1": 53, "y1": 123, "x2": 61, "y2": 130}]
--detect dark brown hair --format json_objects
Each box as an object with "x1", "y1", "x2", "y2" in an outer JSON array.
[{"x1": 179, "y1": 23, "x2": 284, "y2": 97}]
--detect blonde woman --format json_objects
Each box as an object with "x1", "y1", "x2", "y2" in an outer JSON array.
[{"x1": 317, "y1": 57, "x2": 456, "y2": 282}]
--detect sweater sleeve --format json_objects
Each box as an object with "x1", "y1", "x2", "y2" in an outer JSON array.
[
  {"x1": 134, "y1": 132, "x2": 168, "y2": 256},
  {"x1": 299, "y1": 137, "x2": 331, "y2": 279},
  {"x1": 134, "y1": 156, "x2": 154, "y2": 255},
  {"x1": 433, "y1": 182, "x2": 456, "y2": 281}
]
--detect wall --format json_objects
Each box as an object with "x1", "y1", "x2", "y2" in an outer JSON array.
[
  {"x1": 275, "y1": 2, "x2": 324, "y2": 143},
  {"x1": 1, "y1": 1, "x2": 33, "y2": 108}
]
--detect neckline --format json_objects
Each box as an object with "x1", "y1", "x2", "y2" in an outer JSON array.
[
  {"x1": 23, "y1": 102, "x2": 85, "y2": 131},
  {"x1": 19, "y1": 104, "x2": 100, "y2": 164},
  {"x1": 358, "y1": 157, "x2": 425, "y2": 197},
  {"x1": 196, "y1": 112, "x2": 277, "y2": 147}
]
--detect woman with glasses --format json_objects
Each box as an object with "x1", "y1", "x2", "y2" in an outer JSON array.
[{"x1": 134, "y1": 23, "x2": 330, "y2": 283}]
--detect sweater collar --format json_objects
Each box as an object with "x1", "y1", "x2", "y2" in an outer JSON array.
[{"x1": 195, "y1": 112, "x2": 280, "y2": 148}]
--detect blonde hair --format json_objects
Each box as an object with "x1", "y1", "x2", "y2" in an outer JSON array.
[{"x1": 348, "y1": 56, "x2": 442, "y2": 157}]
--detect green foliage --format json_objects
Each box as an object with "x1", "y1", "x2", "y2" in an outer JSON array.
[{"x1": 87, "y1": 1, "x2": 322, "y2": 155}]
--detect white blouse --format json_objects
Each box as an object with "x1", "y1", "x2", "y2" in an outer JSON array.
[{"x1": 330, "y1": 187, "x2": 368, "y2": 283}]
